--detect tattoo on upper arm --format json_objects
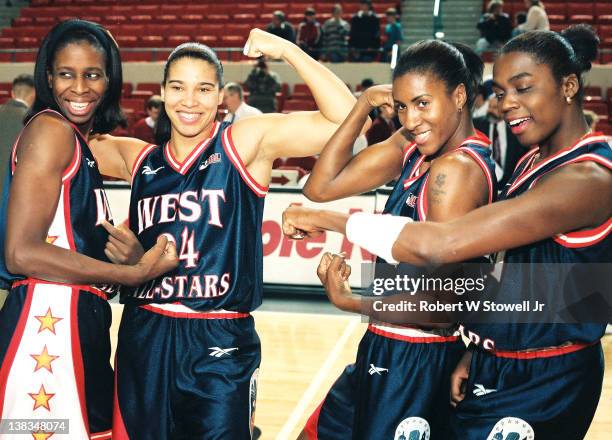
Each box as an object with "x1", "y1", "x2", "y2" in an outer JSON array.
[{"x1": 430, "y1": 173, "x2": 447, "y2": 205}]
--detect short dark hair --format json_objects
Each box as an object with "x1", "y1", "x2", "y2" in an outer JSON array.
[
  {"x1": 12, "y1": 73, "x2": 34, "y2": 90},
  {"x1": 392, "y1": 40, "x2": 484, "y2": 110},
  {"x1": 499, "y1": 25, "x2": 599, "y2": 102},
  {"x1": 155, "y1": 42, "x2": 224, "y2": 145},
  {"x1": 146, "y1": 95, "x2": 162, "y2": 110},
  {"x1": 26, "y1": 19, "x2": 124, "y2": 135}
]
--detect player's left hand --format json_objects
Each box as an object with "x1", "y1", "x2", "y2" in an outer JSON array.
[
  {"x1": 102, "y1": 220, "x2": 145, "y2": 265},
  {"x1": 317, "y1": 252, "x2": 353, "y2": 310},
  {"x1": 243, "y1": 28, "x2": 291, "y2": 60}
]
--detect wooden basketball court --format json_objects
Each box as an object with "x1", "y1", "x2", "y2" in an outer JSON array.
[{"x1": 110, "y1": 305, "x2": 612, "y2": 439}]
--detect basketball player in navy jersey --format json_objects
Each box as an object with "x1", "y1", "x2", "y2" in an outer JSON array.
[
  {"x1": 281, "y1": 40, "x2": 496, "y2": 440},
  {"x1": 0, "y1": 20, "x2": 177, "y2": 439},
  {"x1": 87, "y1": 29, "x2": 360, "y2": 438},
  {"x1": 283, "y1": 24, "x2": 610, "y2": 439}
]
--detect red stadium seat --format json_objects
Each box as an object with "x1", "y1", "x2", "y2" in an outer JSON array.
[
  {"x1": 195, "y1": 35, "x2": 219, "y2": 46},
  {"x1": 135, "y1": 5, "x2": 160, "y2": 14},
  {"x1": 583, "y1": 86, "x2": 602, "y2": 98},
  {"x1": 106, "y1": 15, "x2": 128, "y2": 25},
  {"x1": 157, "y1": 15, "x2": 180, "y2": 25},
  {"x1": 121, "y1": 50, "x2": 153, "y2": 62},
  {"x1": 236, "y1": 4, "x2": 260, "y2": 14},
  {"x1": 214, "y1": 5, "x2": 238, "y2": 15},
  {"x1": 599, "y1": 25, "x2": 612, "y2": 39},
  {"x1": 289, "y1": 3, "x2": 312, "y2": 14},
  {"x1": 171, "y1": 24, "x2": 195, "y2": 37},
  {"x1": 218, "y1": 35, "x2": 243, "y2": 48},
  {"x1": 131, "y1": 90, "x2": 154, "y2": 100},
  {"x1": 139, "y1": 36, "x2": 165, "y2": 48},
  {"x1": 284, "y1": 156, "x2": 317, "y2": 171},
  {"x1": 181, "y1": 14, "x2": 204, "y2": 24},
  {"x1": 185, "y1": 5, "x2": 210, "y2": 15},
  {"x1": 130, "y1": 15, "x2": 153, "y2": 24},
  {"x1": 583, "y1": 101, "x2": 609, "y2": 120},
  {"x1": 116, "y1": 36, "x2": 139, "y2": 48},
  {"x1": 261, "y1": 4, "x2": 289, "y2": 14},
  {"x1": 226, "y1": 24, "x2": 251, "y2": 38},
  {"x1": 208, "y1": 14, "x2": 231, "y2": 24},
  {"x1": 121, "y1": 98, "x2": 146, "y2": 113},
  {"x1": 122, "y1": 83, "x2": 133, "y2": 97},
  {"x1": 136, "y1": 83, "x2": 162, "y2": 95},
  {"x1": 233, "y1": 14, "x2": 257, "y2": 25},
  {"x1": 545, "y1": 3, "x2": 566, "y2": 17},
  {"x1": 595, "y1": 121, "x2": 612, "y2": 135},
  {"x1": 16, "y1": 37, "x2": 39, "y2": 49},
  {"x1": 595, "y1": 3, "x2": 612, "y2": 16},
  {"x1": 567, "y1": 4, "x2": 594, "y2": 17},
  {"x1": 117, "y1": 25, "x2": 146, "y2": 37},
  {"x1": 282, "y1": 100, "x2": 316, "y2": 112},
  {"x1": 547, "y1": 15, "x2": 566, "y2": 24},
  {"x1": 0, "y1": 37, "x2": 14, "y2": 48},
  {"x1": 13, "y1": 17, "x2": 34, "y2": 26},
  {"x1": 167, "y1": 35, "x2": 191, "y2": 46},
  {"x1": 15, "y1": 52, "x2": 37, "y2": 62},
  {"x1": 569, "y1": 15, "x2": 594, "y2": 24}
]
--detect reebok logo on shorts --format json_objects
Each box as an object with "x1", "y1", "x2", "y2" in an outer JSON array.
[{"x1": 209, "y1": 347, "x2": 239, "y2": 358}]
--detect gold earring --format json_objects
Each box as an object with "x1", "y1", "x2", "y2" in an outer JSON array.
[{"x1": 566, "y1": 96, "x2": 572, "y2": 104}]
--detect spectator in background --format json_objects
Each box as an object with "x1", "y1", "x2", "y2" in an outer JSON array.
[
  {"x1": 473, "y1": 94, "x2": 525, "y2": 187},
  {"x1": 223, "y1": 82, "x2": 262, "y2": 123},
  {"x1": 267, "y1": 11, "x2": 295, "y2": 43},
  {"x1": 297, "y1": 8, "x2": 321, "y2": 59},
  {"x1": 512, "y1": 11, "x2": 527, "y2": 37},
  {"x1": 0, "y1": 73, "x2": 34, "y2": 307},
  {"x1": 354, "y1": 77, "x2": 374, "y2": 98},
  {"x1": 366, "y1": 104, "x2": 398, "y2": 145},
  {"x1": 517, "y1": 0, "x2": 549, "y2": 32},
  {"x1": 244, "y1": 58, "x2": 281, "y2": 113},
  {"x1": 583, "y1": 110, "x2": 599, "y2": 131},
  {"x1": 321, "y1": 4, "x2": 350, "y2": 62},
  {"x1": 349, "y1": 0, "x2": 380, "y2": 62},
  {"x1": 383, "y1": 8, "x2": 403, "y2": 61},
  {"x1": 475, "y1": 1, "x2": 513, "y2": 54},
  {"x1": 0, "y1": 73, "x2": 35, "y2": 184},
  {"x1": 131, "y1": 95, "x2": 161, "y2": 143}
]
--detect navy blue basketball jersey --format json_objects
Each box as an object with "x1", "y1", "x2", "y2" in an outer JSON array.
[
  {"x1": 123, "y1": 122, "x2": 266, "y2": 312},
  {"x1": 462, "y1": 133, "x2": 612, "y2": 350},
  {"x1": 384, "y1": 133, "x2": 496, "y2": 221},
  {"x1": 0, "y1": 110, "x2": 115, "y2": 290}
]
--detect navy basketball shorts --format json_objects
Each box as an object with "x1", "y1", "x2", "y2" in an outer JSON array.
[
  {"x1": 0, "y1": 279, "x2": 113, "y2": 439},
  {"x1": 451, "y1": 342, "x2": 604, "y2": 439},
  {"x1": 305, "y1": 323, "x2": 465, "y2": 440},
  {"x1": 113, "y1": 304, "x2": 261, "y2": 440}
]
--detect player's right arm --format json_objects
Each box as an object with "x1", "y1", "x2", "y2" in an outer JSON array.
[
  {"x1": 303, "y1": 85, "x2": 407, "y2": 202},
  {"x1": 88, "y1": 134, "x2": 150, "y2": 182},
  {"x1": 5, "y1": 114, "x2": 177, "y2": 286}
]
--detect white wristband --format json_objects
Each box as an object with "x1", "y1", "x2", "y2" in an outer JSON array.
[{"x1": 345, "y1": 212, "x2": 412, "y2": 264}]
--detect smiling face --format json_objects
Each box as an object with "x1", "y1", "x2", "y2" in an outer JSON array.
[
  {"x1": 492, "y1": 51, "x2": 567, "y2": 147},
  {"x1": 48, "y1": 41, "x2": 107, "y2": 131},
  {"x1": 392, "y1": 71, "x2": 465, "y2": 156},
  {"x1": 161, "y1": 57, "x2": 223, "y2": 144}
]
